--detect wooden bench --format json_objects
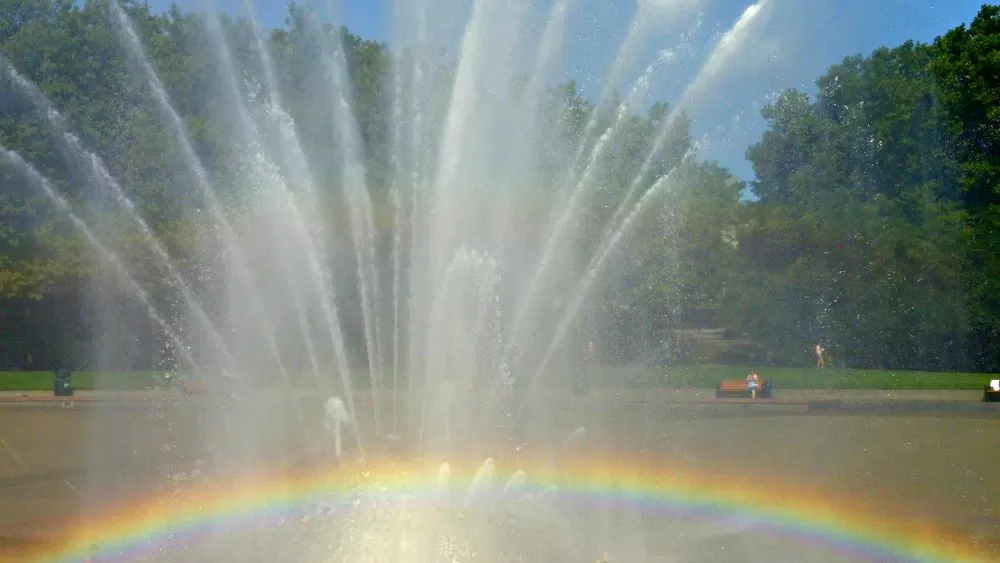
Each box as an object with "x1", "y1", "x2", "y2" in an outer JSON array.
[
  {"x1": 985, "y1": 380, "x2": 1000, "y2": 403},
  {"x1": 716, "y1": 378, "x2": 773, "y2": 399},
  {"x1": 181, "y1": 379, "x2": 207, "y2": 395}
]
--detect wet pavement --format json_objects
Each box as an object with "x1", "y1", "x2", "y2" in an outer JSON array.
[{"x1": 0, "y1": 390, "x2": 996, "y2": 561}]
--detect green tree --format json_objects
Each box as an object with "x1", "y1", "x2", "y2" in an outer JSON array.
[{"x1": 931, "y1": 4, "x2": 1000, "y2": 369}]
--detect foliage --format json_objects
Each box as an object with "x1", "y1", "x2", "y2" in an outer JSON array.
[
  {"x1": 1, "y1": 1, "x2": 1000, "y2": 373},
  {"x1": 741, "y1": 12, "x2": 998, "y2": 370}
]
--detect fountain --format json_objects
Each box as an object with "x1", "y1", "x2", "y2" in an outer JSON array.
[{"x1": 0, "y1": 0, "x2": 791, "y2": 561}]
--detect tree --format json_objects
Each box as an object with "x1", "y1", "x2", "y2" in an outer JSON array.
[
  {"x1": 931, "y1": 5, "x2": 1000, "y2": 369},
  {"x1": 931, "y1": 4, "x2": 1000, "y2": 207},
  {"x1": 1, "y1": 0, "x2": 998, "y2": 373},
  {"x1": 741, "y1": 39, "x2": 969, "y2": 369}
]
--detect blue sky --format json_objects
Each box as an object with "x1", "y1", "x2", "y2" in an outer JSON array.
[{"x1": 149, "y1": 0, "x2": 985, "y2": 180}]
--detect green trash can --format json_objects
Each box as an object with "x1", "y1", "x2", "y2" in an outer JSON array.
[{"x1": 54, "y1": 369, "x2": 73, "y2": 397}]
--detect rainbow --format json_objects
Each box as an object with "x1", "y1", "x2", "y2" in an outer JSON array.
[{"x1": 11, "y1": 456, "x2": 993, "y2": 563}]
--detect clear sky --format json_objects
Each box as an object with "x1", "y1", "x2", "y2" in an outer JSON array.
[{"x1": 148, "y1": 0, "x2": 986, "y2": 181}]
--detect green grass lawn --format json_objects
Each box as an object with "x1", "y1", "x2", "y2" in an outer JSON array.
[
  {"x1": 0, "y1": 371, "x2": 164, "y2": 391},
  {"x1": 644, "y1": 365, "x2": 994, "y2": 390},
  {"x1": 0, "y1": 365, "x2": 994, "y2": 391}
]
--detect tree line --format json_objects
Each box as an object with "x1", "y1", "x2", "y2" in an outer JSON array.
[{"x1": 0, "y1": 1, "x2": 998, "y2": 373}]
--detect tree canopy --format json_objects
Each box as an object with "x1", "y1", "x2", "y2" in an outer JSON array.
[{"x1": 2, "y1": 1, "x2": 999, "y2": 373}]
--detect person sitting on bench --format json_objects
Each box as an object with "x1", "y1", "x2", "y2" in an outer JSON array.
[{"x1": 745, "y1": 368, "x2": 761, "y2": 398}]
